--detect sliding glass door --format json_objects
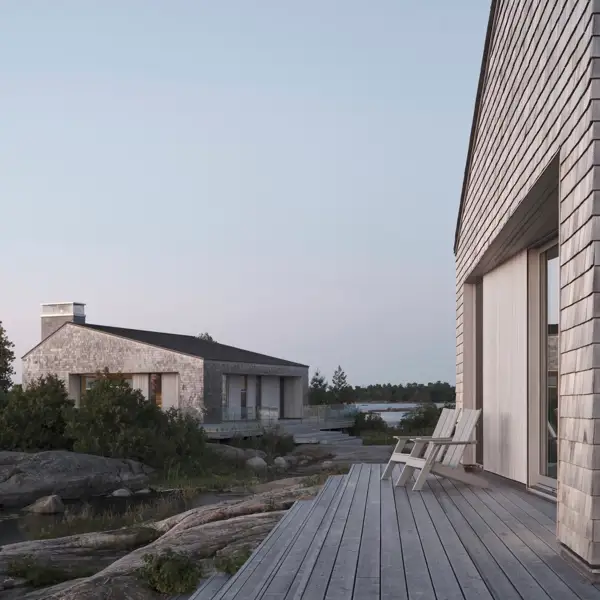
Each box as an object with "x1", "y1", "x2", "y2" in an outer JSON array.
[
  {"x1": 540, "y1": 244, "x2": 559, "y2": 483},
  {"x1": 528, "y1": 240, "x2": 559, "y2": 493}
]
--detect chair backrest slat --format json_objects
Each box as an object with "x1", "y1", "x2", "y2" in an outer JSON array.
[
  {"x1": 423, "y1": 407, "x2": 460, "y2": 460},
  {"x1": 441, "y1": 408, "x2": 481, "y2": 467}
]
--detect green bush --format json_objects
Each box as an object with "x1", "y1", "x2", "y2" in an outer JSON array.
[
  {"x1": 214, "y1": 546, "x2": 253, "y2": 575},
  {"x1": 66, "y1": 373, "x2": 208, "y2": 471},
  {"x1": 349, "y1": 411, "x2": 388, "y2": 436},
  {"x1": 398, "y1": 403, "x2": 442, "y2": 436},
  {"x1": 138, "y1": 549, "x2": 203, "y2": 594},
  {"x1": 6, "y1": 555, "x2": 96, "y2": 587},
  {"x1": 0, "y1": 375, "x2": 74, "y2": 451}
]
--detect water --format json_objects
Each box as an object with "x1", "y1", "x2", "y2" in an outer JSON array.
[{"x1": 353, "y1": 402, "x2": 445, "y2": 426}]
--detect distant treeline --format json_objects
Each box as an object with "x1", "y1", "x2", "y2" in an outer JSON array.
[
  {"x1": 309, "y1": 367, "x2": 455, "y2": 405},
  {"x1": 352, "y1": 381, "x2": 455, "y2": 405}
]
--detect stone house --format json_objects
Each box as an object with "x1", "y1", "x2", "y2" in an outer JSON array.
[
  {"x1": 455, "y1": 0, "x2": 600, "y2": 575},
  {"x1": 22, "y1": 302, "x2": 308, "y2": 426}
]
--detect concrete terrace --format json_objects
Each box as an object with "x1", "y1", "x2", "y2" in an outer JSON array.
[{"x1": 186, "y1": 463, "x2": 600, "y2": 600}]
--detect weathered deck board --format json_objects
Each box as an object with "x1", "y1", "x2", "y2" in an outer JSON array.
[
  {"x1": 324, "y1": 462, "x2": 371, "y2": 600},
  {"x1": 196, "y1": 464, "x2": 600, "y2": 600},
  {"x1": 354, "y1": 464, "x2": 381, "y2": 599},
  {"x1": 298, "y1": 464, "x2": 362, "y2": 600},
  {"x1": 380, "y1": 467, "x2": 408, "y2": 600}
]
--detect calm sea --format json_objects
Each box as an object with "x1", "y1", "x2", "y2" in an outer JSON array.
[{"x1": 353, "y1": 402, "x2": 444, "y2": 425}]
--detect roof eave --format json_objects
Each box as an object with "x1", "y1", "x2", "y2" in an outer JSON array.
[{"x1": 454, "y1": 0, "x2": 499, "y2": 255}]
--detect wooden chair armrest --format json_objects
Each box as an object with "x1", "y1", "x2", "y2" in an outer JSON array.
[
  {"x1": 430, "y1": 440, "x2": 477, "y2": 447},
  {"x1": 411, "y1": 436, "x2": 453, "y2": 442}
]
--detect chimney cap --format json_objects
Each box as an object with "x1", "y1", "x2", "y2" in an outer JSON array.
[{"x1": 40, "y1": 302, "x2": 86, "y2": 318}]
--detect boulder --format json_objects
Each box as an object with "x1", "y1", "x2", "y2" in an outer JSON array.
[
  {"x1": 206, "y1": 443, "x2": 247, "y2": 462},
  {"x1": 273, "y1": 457, "x2": 288, "y2": 470},
  {"x1": 320, "y1": 460, "x2": 335, "y2": 470},
  {"x1": 243, "y1": 449, "x2": 267, "y2": 460},
  {"x1": 23, "y1": 494, "x2": 65, "y2": 514},
  {"x1": 245, "y1": 456, "x2": 268, "y2": 471},
  {"x1": 111, "y1": 488, "x2": 132, "y2": 498},
  {"x1": 135, "y1": 488, "x2": 152, "y2": 495},
  {"x1": 283, "y1": 455, "x2": 299, "y2": 467},
  {"x1": 0, "y1": 451, "x2": 152, "y2": 509}
]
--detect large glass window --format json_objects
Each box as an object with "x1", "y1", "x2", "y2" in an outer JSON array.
[{"x1": 541, "y1": 245, "x2": 559, "y2": 479}]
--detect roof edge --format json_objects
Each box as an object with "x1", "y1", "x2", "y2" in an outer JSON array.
[{"x1": 454, "y1": 0, "x2": 499, "y2": 254}]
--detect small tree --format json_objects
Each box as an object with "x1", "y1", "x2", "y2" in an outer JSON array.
[
  {"x1": 330, "y1": 366, "x2": 352, "y2": 403},
  {"x1": 197, "y1": 332, "x2": 215, "y2": 342},
  {"x1": 0, "y1": 375, "x2": 74, "y2": 451},
  {"x1": 0, "y1": 321, "x2": 15, "y2": 393},
  {"x1": 309, "y1": 369, "x2": 330, "y2": 405}
]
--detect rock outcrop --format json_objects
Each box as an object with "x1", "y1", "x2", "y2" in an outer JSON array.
[
  {"x1": 0, "y1": 478, "x2": 321, "y2": 600},
  {"x1": 23, "y1": 495, "x2": 65, "y2": 515},
  {"x1": 0, "y1": 451, "x2": 153, "y2": 508}
]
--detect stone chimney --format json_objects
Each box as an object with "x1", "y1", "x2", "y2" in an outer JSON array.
[{"x1": 41, "y1": 302, "x2": 86, "y2": 341}]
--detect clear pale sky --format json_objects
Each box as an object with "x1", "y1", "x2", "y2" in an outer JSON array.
[{"x1": 1, "y1": 1, "x2": 490, "y2": 386}]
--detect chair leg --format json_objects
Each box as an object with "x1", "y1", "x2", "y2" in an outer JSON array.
[
  {"x1": 381, "y1": 460, "x2": 396, "y2": 480},
  {"x1": 412, "y1": 457, "x2": 435, "y2": 491},
  {"x1": 395, "y1": 464, "x2": 415, "y2": 487},
  {"x1": 381, "y1": 440, "x2": 406, "y2": 480}
]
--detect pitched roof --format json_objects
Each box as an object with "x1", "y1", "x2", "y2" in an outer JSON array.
[
  {"x1": 454, "y1": 0, "x2": 499, "y2": 254},
  {"x1": 80, "y1": 323, "x2": 308, "y2": 367}
]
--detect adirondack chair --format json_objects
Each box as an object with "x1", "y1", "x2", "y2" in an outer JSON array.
[
  {"x1": 396, "y1": 408, "x2": 484, "y2": 491},
  {"x1": 380, "y1": 407, "x2": 461, "y2": 482}
]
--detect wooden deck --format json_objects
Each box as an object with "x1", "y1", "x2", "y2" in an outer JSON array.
[{"x1": 194, "y1": 463, "x2": 600, "y2": 600}]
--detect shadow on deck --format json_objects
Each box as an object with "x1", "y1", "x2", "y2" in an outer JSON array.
[{"x1": 190, "y1": 463, "x2": 600, "y2": 600}]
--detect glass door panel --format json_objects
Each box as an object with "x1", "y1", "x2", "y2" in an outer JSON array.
[{"x1": 541, "y1": 245, "x2": 559, "y2": 481}]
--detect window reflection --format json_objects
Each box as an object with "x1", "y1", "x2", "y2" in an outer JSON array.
[{"x1": 542, "y1": 245, "x2": 558, "y2": 479}]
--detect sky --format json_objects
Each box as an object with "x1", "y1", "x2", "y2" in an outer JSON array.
[{"x1": 1, "y1": 1, "x2": 490, "y2": 386}]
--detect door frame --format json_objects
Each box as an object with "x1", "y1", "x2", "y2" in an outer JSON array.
[{"x1": 527, "y1": 238, "x2": 559, "y2": 493}]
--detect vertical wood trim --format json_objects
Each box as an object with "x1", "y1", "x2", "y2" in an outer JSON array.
[{"x1": 482, "y1": 250, "x2": 528, "y2": 483}]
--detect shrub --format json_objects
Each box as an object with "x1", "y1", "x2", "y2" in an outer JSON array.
[
  {"x1": 138, "y1": 549, "x2": 203, "y2": 594},
  {"x1": 349, "y1": 411, "x2": 387, "y2": 436},
  {"x1": 6, "y1": 555, "x2": 96, "y2": 587},
  {"x1": 66, "y1": 372, "x2": 207, "y2": 470},
  {"x1": 214, "y1": 546, "x2": 253, "y2": 575},
  {"x1": 0, "y1": 375, "x2": 74, "y2": 451},
  {"x1": 398, "y1": 403, "x2": 442, "y2": 436}
]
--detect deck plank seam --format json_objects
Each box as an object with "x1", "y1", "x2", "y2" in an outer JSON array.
[
  {"x1": 205, "y1": 500, "x2": 306, "y2": 600},
  {"x1": 414, "y1": 478, "x2": 470, "y2": 600},
  {"x1": 394, "y1": 471, "x2": 438, "y2": 599},
  {"x1": 451, "y1": 479, "x2": 580, "y2": 600},
  {"x1": 266, "y1": 472, "x2": 352, "y2": 600},
  {"x1": 428, "y1": 476, "x2": 524, "y2": 599},
  {"x1": 352, "y1": 464, "x2": 380, "y2": 599},
  {"x1": 321, "y1": 463, "x2": 366, "y2": 600},
  {"x1": 490, "y1": 484, "x2": 556, "y2": 533},
  {"x1": 470, "y1": 485, "x2": 600, "y2": 600},
  {"x1": 439, "y1": 477, "x2": 552, "y2": 600},
  {"x1": 250, "y1": 476, "x2": 345, "y2": 600},
  {"x1": 285, "y1": 468, "x2": 355, "y2": 600},
  {"x1": 218, "y1": 491, "x2": 324, "y2": 600}
]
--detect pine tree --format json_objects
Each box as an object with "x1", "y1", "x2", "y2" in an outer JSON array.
[
  {"x1": 309, "y1": 369, "x2": 330, "y2": 405},
  {"x1": 330, "y1": 365, "x2": 351, "y2": 403},
  {"x1": 0, "y1": 321, "x2": 16, "y2": 393}
]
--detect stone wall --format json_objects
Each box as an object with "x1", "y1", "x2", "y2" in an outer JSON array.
[
  {"x1": 203, "y1": 360, "x2": 309, "y2": 422},
  {"x1": 22, "y1": 324, "x2": 205, "y2": 412}
]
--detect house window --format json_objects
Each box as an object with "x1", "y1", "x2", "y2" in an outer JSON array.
[
  {"x1": 241, "y1": 375, "x2": 248, "y2": 419},
  {"x1": 149, "y1": 374, "x2": 162, "y2": 408}
]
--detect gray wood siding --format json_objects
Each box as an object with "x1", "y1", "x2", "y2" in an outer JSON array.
[{"x1": 456, "y1": 0, "x2": 600, "y2": 565}]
